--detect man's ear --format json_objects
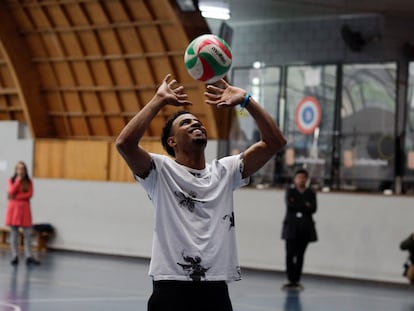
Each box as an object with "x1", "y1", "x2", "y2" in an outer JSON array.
[{"x1": 167, "y1": 136, "x2": 176, "y2": 148}]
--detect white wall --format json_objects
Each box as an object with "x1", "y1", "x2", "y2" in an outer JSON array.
[
  {"x1": 0, "y1": 122, "x2": 33, "y2": 214},
  {"x1": 21, "y1": 179, "x2": 412, "y2": 284},
  {"x1": 234, "y1": 189, "x2": 413, "y2": 283},
  {"x1": 1, "y1": 121, "x2": 412, "y2": 284}
]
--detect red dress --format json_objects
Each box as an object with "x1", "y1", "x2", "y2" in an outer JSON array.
[{"x1": 5, "y1": 178, "x2": 33, "y2": 227}]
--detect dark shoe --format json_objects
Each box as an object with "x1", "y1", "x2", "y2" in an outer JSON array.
[
  {"x1": 282, "y1": 282, "x2": 295, "y2": 289},
  {"x1": 295, "y1": 283, "x2": 304, "y2": 290},
  {"x1": 10, "y1": 257, "x2": 18, "y2": 265},
  {"x1": 281, "y1": 282, "x2": 304, "y2": 291},
  {"x1": 26, "y1": 257, "x2": 40, "y2": 265}
]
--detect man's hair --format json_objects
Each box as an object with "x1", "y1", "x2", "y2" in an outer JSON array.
[
  {"x1": 294, "y1": 168, "x2": 309, "y2": 178},
  {"x1": 161, "y1": 110, "x2": 190, "y2": 157}
]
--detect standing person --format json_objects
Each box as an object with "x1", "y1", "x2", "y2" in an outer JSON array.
[
  {"x1": 281, "y1": 168, "x2": 317, "y2": 290},
  {"x1": 400, "y1": 232, "x2": 414, "y2": 262},
  {"x1": 116, "y1": 74, "x2": 286, "y2": 311},
  {"x1": 400, "y1": 232, "x2": 414, "y2": 283},
  {"x1": 5, "y1": 161, "x2": 40, "y2": 266}
]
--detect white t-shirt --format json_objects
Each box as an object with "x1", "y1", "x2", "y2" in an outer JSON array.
[{"x1": 135, "y1": 153, "x2": 249, "y2": 282}]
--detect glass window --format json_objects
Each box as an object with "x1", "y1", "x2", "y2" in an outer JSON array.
[
  {"x1": 230, "y1": 62, "x2": 399, "y2": 194},
  {"x1": 230, "y1": 66, "x2": 281, "y2": 186},
  {"x1": 281, "y1": 65, "x2": 337, "y2": 188},
  {"x1": 403, "y1": 62, "x2": 414, "y2": 193},
  {"x1": 340, "y1": 63, "x2": 397, "y2": 191}
]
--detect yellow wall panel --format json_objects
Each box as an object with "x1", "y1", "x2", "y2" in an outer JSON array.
[
  {"x1": 34, "y1": 139, "x2": 65, "y2": 178},
  {"x1": 108, "y1": 142, "x2": 134, "y2": 182},
  {"x1": 34, "y1": 138, "x2": 171, "y2": 182},
  {"x1": 64, "y1": 140, "x2": 109, "y2": 180},
  {"x1": 140, "y1": 139, "x2": 168, "y2": 155}
]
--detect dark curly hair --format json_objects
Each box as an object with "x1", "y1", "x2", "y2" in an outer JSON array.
[
  {"x1": 294, "y1": 168, "x2": 309, "y2": 178},
  {"x1": 161, "y1": 110, "x2": 190, "y2": 157}
]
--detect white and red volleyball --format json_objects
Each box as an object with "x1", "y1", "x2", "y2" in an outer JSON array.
[{"x1": 184, "y1": 34, "x2": 232, "y2": 84}]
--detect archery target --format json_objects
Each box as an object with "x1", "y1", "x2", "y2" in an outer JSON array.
[{"x1": 295, "y1": 96, "x2": 321, "y2": 135}]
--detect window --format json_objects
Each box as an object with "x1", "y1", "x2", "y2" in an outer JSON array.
[
  {"x1": 230, "y1": 66, "x2": 281, "y2": 186},
  {"x1": 230, "y1": 62, "x2": 399, "y2": 193},
  {"x1": 281, "y1": 65, "x2": 337, "y2": 187},
  {"x1": 403, "y1": 62, "x2": 414, "y2": 193},
  {"x1": 340, "y1": 63, "x2": 397, "y2": 191}
]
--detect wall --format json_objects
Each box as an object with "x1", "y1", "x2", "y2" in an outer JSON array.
[
  {"x1": 0, "y1": 119, "x2": 412, "y2": 284},
  {"x1": 234, "y1": 189, "x2": 414, "y2": 283},
  {"x1": 26, "y1": 178, "x2": 413, "y2": 284},
  {"x1": 224, "y1": 14, "x2": 408, "y2": 67},
  {"x1": 0, "y1": 122, "x2": 33, "y2": 211},
  {"x1": 211, "y1": 14, "x2": 412, "y2": 140}
]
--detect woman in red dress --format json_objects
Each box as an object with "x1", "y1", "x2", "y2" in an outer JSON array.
[{"x1": 5, "y1": 161, "x2": 39, "y2": 265}]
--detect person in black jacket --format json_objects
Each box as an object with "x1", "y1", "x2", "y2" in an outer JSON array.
[
  {"x1": 400, "y1": 233, "x2": 414, "y2": 262},
  {"x1": 400, "y1": 232, "x2": 414, "y2": 283},
  {"x1": 281, "y1": 169, "x2": 317, "y2": 290}
]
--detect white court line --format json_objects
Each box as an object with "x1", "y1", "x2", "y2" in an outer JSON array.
[
  {"x1": 0, "y1": 302, "x2": 21, "y2": 311},
  {"x1": 233, "y1": 289, "x2": 414, "y2": 311},
  {"x1": 233, "y1": 302, "x2": 283, "y2": 311},
  {"x1": 6, "y1": 296, "x2": 146, "y2": 304},
  {"x1": 0, "y1": 272, "x2": 143, "y2": 296}
]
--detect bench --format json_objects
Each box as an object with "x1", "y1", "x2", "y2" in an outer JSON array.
[{"x1": 0, "y1": 226, "x2": 53, "y2": 252}]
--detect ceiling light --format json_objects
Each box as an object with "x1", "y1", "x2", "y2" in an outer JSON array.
[{"x1": 199, "y1": 1, "x2": 230, "y2": 20}]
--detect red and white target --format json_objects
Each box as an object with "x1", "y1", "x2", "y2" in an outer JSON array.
[{"x1": 295, "y1": 96, "x2": 321, "y2": 135}]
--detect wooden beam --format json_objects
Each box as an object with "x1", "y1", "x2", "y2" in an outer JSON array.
[
  {"x1": 0, "y1": 2, "x2": 54, "y2": 137},
  {"x1": 49, "y1": 111, "x2": 137, "y2": 117},
  {"x1": 42, "y1": 83, "x2": 199, "y2": 92},
  {"x1": 0, "y1": 88, "x2": 18, "y2": 95},
  {"x1": 0, "y1": 106, "x2": 23, "y2": 112},
  {"x1": 32, "y1": 51, "x2": 184, "y2": 62},
  {"x1": 7, "y1": 0, "x2": 97, "y2": 8},
  {"x1": 61, "y1": 135, "x2": 117, "y2": 141},
  {"x1": 20, "y1": 20, "x2": 174, "y2": 34}
]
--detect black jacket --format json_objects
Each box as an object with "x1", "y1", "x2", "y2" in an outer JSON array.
[
  {"x1": 400, "y1": 233, "x2": 414, "y2": 263},
  {"x1": 281, "y1": 185, "x2": 318, "y2": 242}
]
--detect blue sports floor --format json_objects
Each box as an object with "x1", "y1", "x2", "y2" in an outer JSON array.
[{"x1": 0, "y1": 249, "x2": 413, "y2": 311}]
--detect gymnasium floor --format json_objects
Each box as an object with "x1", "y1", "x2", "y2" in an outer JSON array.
[{"x1": 0, "y1": 249, "x2": 413, "y2": 311}]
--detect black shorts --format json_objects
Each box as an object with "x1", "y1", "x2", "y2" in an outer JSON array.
[{"x1": 148, "y1": 280, "x2": 233, "y2": 311}]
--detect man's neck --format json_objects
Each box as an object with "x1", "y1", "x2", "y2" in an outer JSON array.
[
  {"x1": 175, "y1": 153, "x2": 206, "y2": 170},
  {"x1": 297, "y1": 185, "x2": 306, "y2": 192}
]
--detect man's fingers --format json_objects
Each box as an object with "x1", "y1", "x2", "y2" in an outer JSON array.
[{"x1": 204, "y1": 92, "x2": 222, "y2": 100}]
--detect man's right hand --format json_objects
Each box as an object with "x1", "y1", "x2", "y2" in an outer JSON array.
[{"x1": 155, "y1": 74, "x2": 192, "y2": 107}]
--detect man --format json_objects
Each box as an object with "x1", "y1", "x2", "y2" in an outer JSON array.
[
  {"x1": 400, "y1": 232, "x2": 414, "y2": 283},
  {"x1": 116, "y1": 74, "x2": 286, "y2": 311},
  {"x1": 281, "y1": 168, "x2": 317, "y2": 290}
]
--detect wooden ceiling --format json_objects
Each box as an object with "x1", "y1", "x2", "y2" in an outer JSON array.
[{"x1": 0, "y1": 0, "x2": 226, "y2": 140}]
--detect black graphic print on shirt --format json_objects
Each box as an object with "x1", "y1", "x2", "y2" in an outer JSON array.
[
  {"x1": 236, "y1": 266, "x2": 242, "y2": 279},
  {"x1": 177, "y1": 252, "x2": 210, "y2": 281},
  {"x1": 174, "y1": 190, "x2": 204, "y2": 212},
  {"x1": 222, "y1": 212, "x2": 235, "y2": 230}
]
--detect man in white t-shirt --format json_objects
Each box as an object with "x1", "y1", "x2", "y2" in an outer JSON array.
[{"x1": 116, "y1": 74, "x2": 286, "y2": 311}]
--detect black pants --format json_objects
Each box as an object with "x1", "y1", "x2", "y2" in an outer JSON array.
[
  {"x1": 148, "y1": 280, "x2": 233, "y2": 311},
  {"x1": 285, "y1": 239, "x2": 309, "y2": 284}
]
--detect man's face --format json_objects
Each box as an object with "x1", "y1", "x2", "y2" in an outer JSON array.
[
  {"x1": 170, "y1": 113, "x2": 207, "y2": 147},
  {"x1": 293, "y1": 173, "x2": 307, "y2": 188}
]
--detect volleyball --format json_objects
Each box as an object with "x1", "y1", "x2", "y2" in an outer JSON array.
[{"x1": 184, "y1": 34, "x2": 232, "y2": 84}]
